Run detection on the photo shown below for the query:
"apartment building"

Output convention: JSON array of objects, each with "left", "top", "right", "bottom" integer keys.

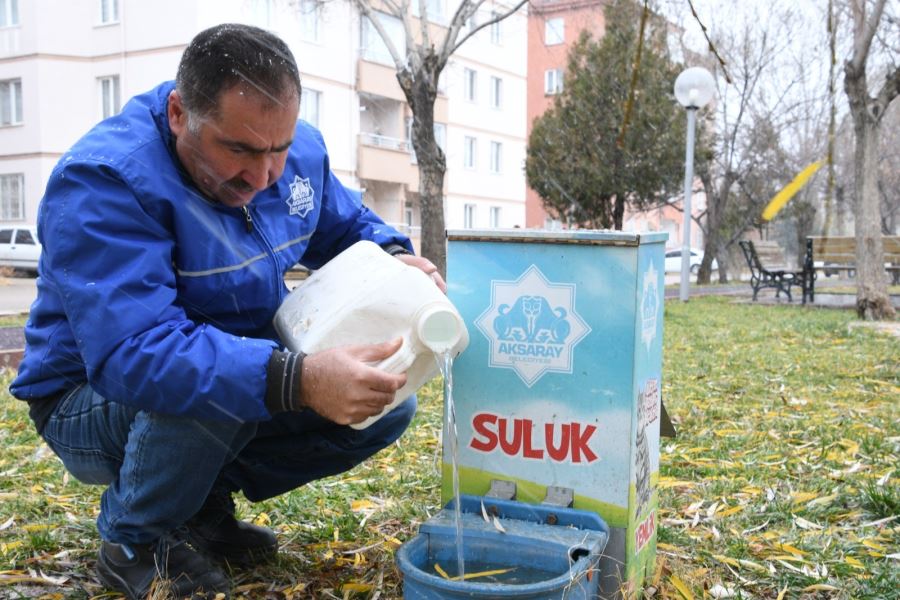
[
  {"left": 0, "top": 0, "right": 528, "bottom": 250},
  {"left": 525, "top": 0, "right": 706, "bottom": 249}
]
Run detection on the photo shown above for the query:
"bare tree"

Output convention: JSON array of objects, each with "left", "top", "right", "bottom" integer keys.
[
  {"left": 877, "top": 101, "right": 900, "bottom": 235},
  {"left": 350, "top": 0, "right": 527, "bottom": 276},
  {"left": 842, "top": 0, "right": 899, "bottom": 319},
  {"left": 691, "top": 10, "right": 801, "bottom": 285}
]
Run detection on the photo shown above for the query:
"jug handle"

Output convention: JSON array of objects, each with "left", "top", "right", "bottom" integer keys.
[{"left": 375, "top": 336, "right": 418, "bottom": 375}]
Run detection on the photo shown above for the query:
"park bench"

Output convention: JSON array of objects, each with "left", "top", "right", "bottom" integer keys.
[
  {"left": 803, "top": 235, "right": 900, "bottom": 303},
  {"left": 739, "top": 240, "right": 810, "bottom": 303}
]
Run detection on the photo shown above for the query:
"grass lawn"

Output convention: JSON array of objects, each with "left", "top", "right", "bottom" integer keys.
[{"left": 1, "top": 297, "right": 897, "bottom": 599}]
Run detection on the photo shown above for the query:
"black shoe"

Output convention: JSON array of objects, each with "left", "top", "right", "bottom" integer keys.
[
  {"left": 185, "top": 491, "right": 277, "bottom": 567},
  {"left": 96, "top": 535, "right": 230, "bottom": 600}
]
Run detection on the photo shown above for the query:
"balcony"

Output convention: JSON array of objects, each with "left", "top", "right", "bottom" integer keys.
[
  {"left": 357, "top": 132, "right": 418, "bottom": 187},
  {"left": 356, "top": 59, "right": 449, "bottom": 122}
]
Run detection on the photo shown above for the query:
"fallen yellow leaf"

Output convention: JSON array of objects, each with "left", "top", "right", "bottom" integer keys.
[
  {"left": 774, "top": 542, "right": 806, "bottom": 556},
  {"left": 716, "top": 506, "right": 744, "bottom": 518},
  {"left": 862, "top": 539, "right": 886, "bottom": 552},
  {"left": 790, "top": 492, "right": 818, "bottom": 504},
  {"left": 460, "top": 568, "right": 514, "bottom": 581},
  {"left": 657, "top": 542, "right": 680, "bottom": 552},
  {"left": 351, "top": 499, "right": 377, "bottom": 512},
  {"left": 807, "top": 494, "right": 837, "bottom": 508},
  {"left": 712, "top": 554, "right": 740, "bottom": 568},
  {"left": 737, "top": 559, "right": 768, "bottom": 573},
  {"left": 802, "top": 584, "right": 840, "bottom": 592},
  {"left": 340, "top": 583, "right": 372, "bottom": 593},
  {"left": 775, "top": 585, "right": 788, "bottom": 600},
  {"left": 668, "top": 574, "right": 694, "bottom": 600},
  {"left": 0, "top": 541, "right": 23, "bottom": 555},
  {"left": 845, "top": 556, "right": 864, "bottom": 569}
]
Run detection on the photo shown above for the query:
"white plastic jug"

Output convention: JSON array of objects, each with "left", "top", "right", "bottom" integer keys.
[{"left": 273, "top": 240, "right": 469, "bottom": 429}]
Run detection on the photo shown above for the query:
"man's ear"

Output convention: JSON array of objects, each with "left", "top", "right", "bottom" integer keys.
[{"left": 168, "top": 89, "right": 187, "bottom": 137}]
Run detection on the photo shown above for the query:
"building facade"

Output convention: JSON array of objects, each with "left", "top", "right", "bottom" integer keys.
[{"left": 0, "top": 0, "right": 529, "bottom": 250}]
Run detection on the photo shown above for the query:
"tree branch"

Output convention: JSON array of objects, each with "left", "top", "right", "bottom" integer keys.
[
  {"left": 416, "top": 0, "right": 431, "bottom": 52},
  {"left": 447, "top": 0, "right": 528, "bottom": 59},
  {"left": 439, "top": 0, "right": 484, "bottom": 63},
  {"left": 875, "top": 64, "right": 900, "bottom": 113},
  {"left": 686, "top": 0, "right": 732, "bottom": 83},
  {"left": 849, "top": 0, "right": 888, "bottom": 73},
  {"left": 354, "top": 0, "right": 409, "bottom": 71}
]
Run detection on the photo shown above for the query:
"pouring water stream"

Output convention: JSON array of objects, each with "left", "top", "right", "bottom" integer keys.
[{"left": 437, "top": 350, "right": 465, "bottom": 579}]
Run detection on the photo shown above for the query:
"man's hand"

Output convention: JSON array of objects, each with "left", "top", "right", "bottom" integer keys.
[
  {"left": 394, "top": 254, "right": 447, "bottom": 293},
  {"left": 299, "top": 338, "right": 408, "bottom": 425}
]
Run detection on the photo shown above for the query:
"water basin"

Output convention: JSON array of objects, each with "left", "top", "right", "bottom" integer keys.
[{"left": 397, "top": 495, "right": 609, "bottom": 599}]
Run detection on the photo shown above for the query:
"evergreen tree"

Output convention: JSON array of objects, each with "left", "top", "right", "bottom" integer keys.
[{"left": 526, "top": 1, "right": 687, "bottom": 230}]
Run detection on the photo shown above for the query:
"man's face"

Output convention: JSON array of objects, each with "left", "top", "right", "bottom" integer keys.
[{"left": 168, "top": 85, "right": 299, "bottom": 208}]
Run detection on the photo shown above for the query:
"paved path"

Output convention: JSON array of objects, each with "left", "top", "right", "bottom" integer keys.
[{"left": 0, "top": 275, "right": 37, "bottom": 315}]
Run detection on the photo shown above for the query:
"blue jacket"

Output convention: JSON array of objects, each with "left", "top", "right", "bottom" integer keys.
[{"left": 11, "top": 81, "right": 411, "bottom": 422}]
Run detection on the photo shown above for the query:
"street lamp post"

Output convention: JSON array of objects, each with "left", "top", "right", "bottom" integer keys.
[{"left": 674, "top": 67, "right": 715, "bottom": 302}]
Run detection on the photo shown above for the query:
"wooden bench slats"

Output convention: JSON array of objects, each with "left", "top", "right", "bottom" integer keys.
[
  {"left": 740, "top": 235, "right": 898, "bottom": 305},
  {"left": 803, "top": 235, "right": 900, "bottom": 303}
]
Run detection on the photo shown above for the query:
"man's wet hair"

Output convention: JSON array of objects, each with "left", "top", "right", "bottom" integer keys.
[{"left": 176, "top": 23, "right": 302, "bottom": 128}]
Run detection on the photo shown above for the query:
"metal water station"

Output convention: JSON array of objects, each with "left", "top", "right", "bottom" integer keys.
[{"left": 442, "top": 230, "right": 666, "bottom": 599}]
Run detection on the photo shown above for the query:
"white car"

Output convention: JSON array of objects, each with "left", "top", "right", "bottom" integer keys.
[
  {"left": 664, "top": 247, "right": 717, "bottom": 274},
  {"left": 0, "top": 225, "right": 41, "bottom": 273}
]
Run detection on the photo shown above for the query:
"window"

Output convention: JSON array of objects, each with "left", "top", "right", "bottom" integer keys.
[
  {"left": 463, "top": 204, "right": 475, "bottom": 229},
  {"left": 0, "top": 229, "right": 10, "bottom": 243},
  {"left": 361, "top": 11, "right": 405, "bottom": 65},
  {"left": 300, "top": 88, "right": 321, "bottom": 127},
  {"left": 545, "top": 18, "right": 564, "bottom": 45},
  {"left": 490, "top": 141, "right": 502, "bottom": 173},
  {"left": 0, "top": 174, "right": 24, "bottom": 221},
  {"left": 433, "top": 122, "right": 447, "bottom": 153},
  {"left": 99, "top": 76, "right": 121, "bottom": 119},
  {"left": 250, "top": 0, "right": 275, "bottom": 26},
  {"left": 99, "top": 0, "right": 119, "bottom": 24},
  {"left": 0, "top": 0, "right": 19, "bottom": 27},
  {"left": 298, "top": 0, "right": 320, "bottom": 41},
  {"left": 0, "top": 79, "right": 22, "bottom": 126},
  {"left": 463, "top": 136, "right": 476, "bottom": 169},
  {"left": 545, "top": 69, "right": 563, "bottom": 95},
  {"left": 14, "top": 228, "right": 34, "bottom": 244},
  {"left": 490, "top": 11, "right": 502, "bottom": 44},
  {"left": 412, "top": 0, "right": 444, "bottom": 22},
  {"left": 490, "top": 76, "right": 502, "bottom": 109},
  {"left": 464, "top": 12, "right": 478, "bottom": 34},
  {"left": 490, "top": 206, "right": 501, "bottom": 228},
  {"left": 544, "top": 217, "right": 562, "bottom": 230},
  {"left": 463, "top": 68, "right": 477, "bottom": 102},
  {"left": 404, "top": 203, "right": 414, "bottom": 228}
]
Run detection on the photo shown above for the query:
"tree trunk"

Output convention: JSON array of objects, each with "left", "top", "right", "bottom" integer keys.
[
  {"left": 845, "top": 63, "right": 895, "bottom": 319},
  {"left": 851, "top": 116, "right": 894, "bottom": 318},
  {"left": 613, "top": 194, "right": 625, "bottom": 230},
  {"left": 398, "top": 61, "right": 448, "bottom": 277},
  {"left": 697, "top": 174, "right": 729, "bottom": 284}
]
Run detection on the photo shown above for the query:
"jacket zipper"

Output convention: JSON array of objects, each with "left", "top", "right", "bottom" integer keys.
[{"left": 242, "top": 206, "right": 285, "bottom": 303}]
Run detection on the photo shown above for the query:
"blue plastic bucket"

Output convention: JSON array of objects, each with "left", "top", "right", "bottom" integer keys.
[{"left": 397, "top": 496, "right": 609, "bottom": 599}]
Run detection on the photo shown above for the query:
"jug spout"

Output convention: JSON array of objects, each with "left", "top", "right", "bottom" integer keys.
[{"left": 416, "top": 304, "right": 465, "bottom": 354}]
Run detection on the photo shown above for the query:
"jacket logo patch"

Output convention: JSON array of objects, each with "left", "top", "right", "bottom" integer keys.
[{"left": 286, "top": 175, "right": 315, "bottom": 217}]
